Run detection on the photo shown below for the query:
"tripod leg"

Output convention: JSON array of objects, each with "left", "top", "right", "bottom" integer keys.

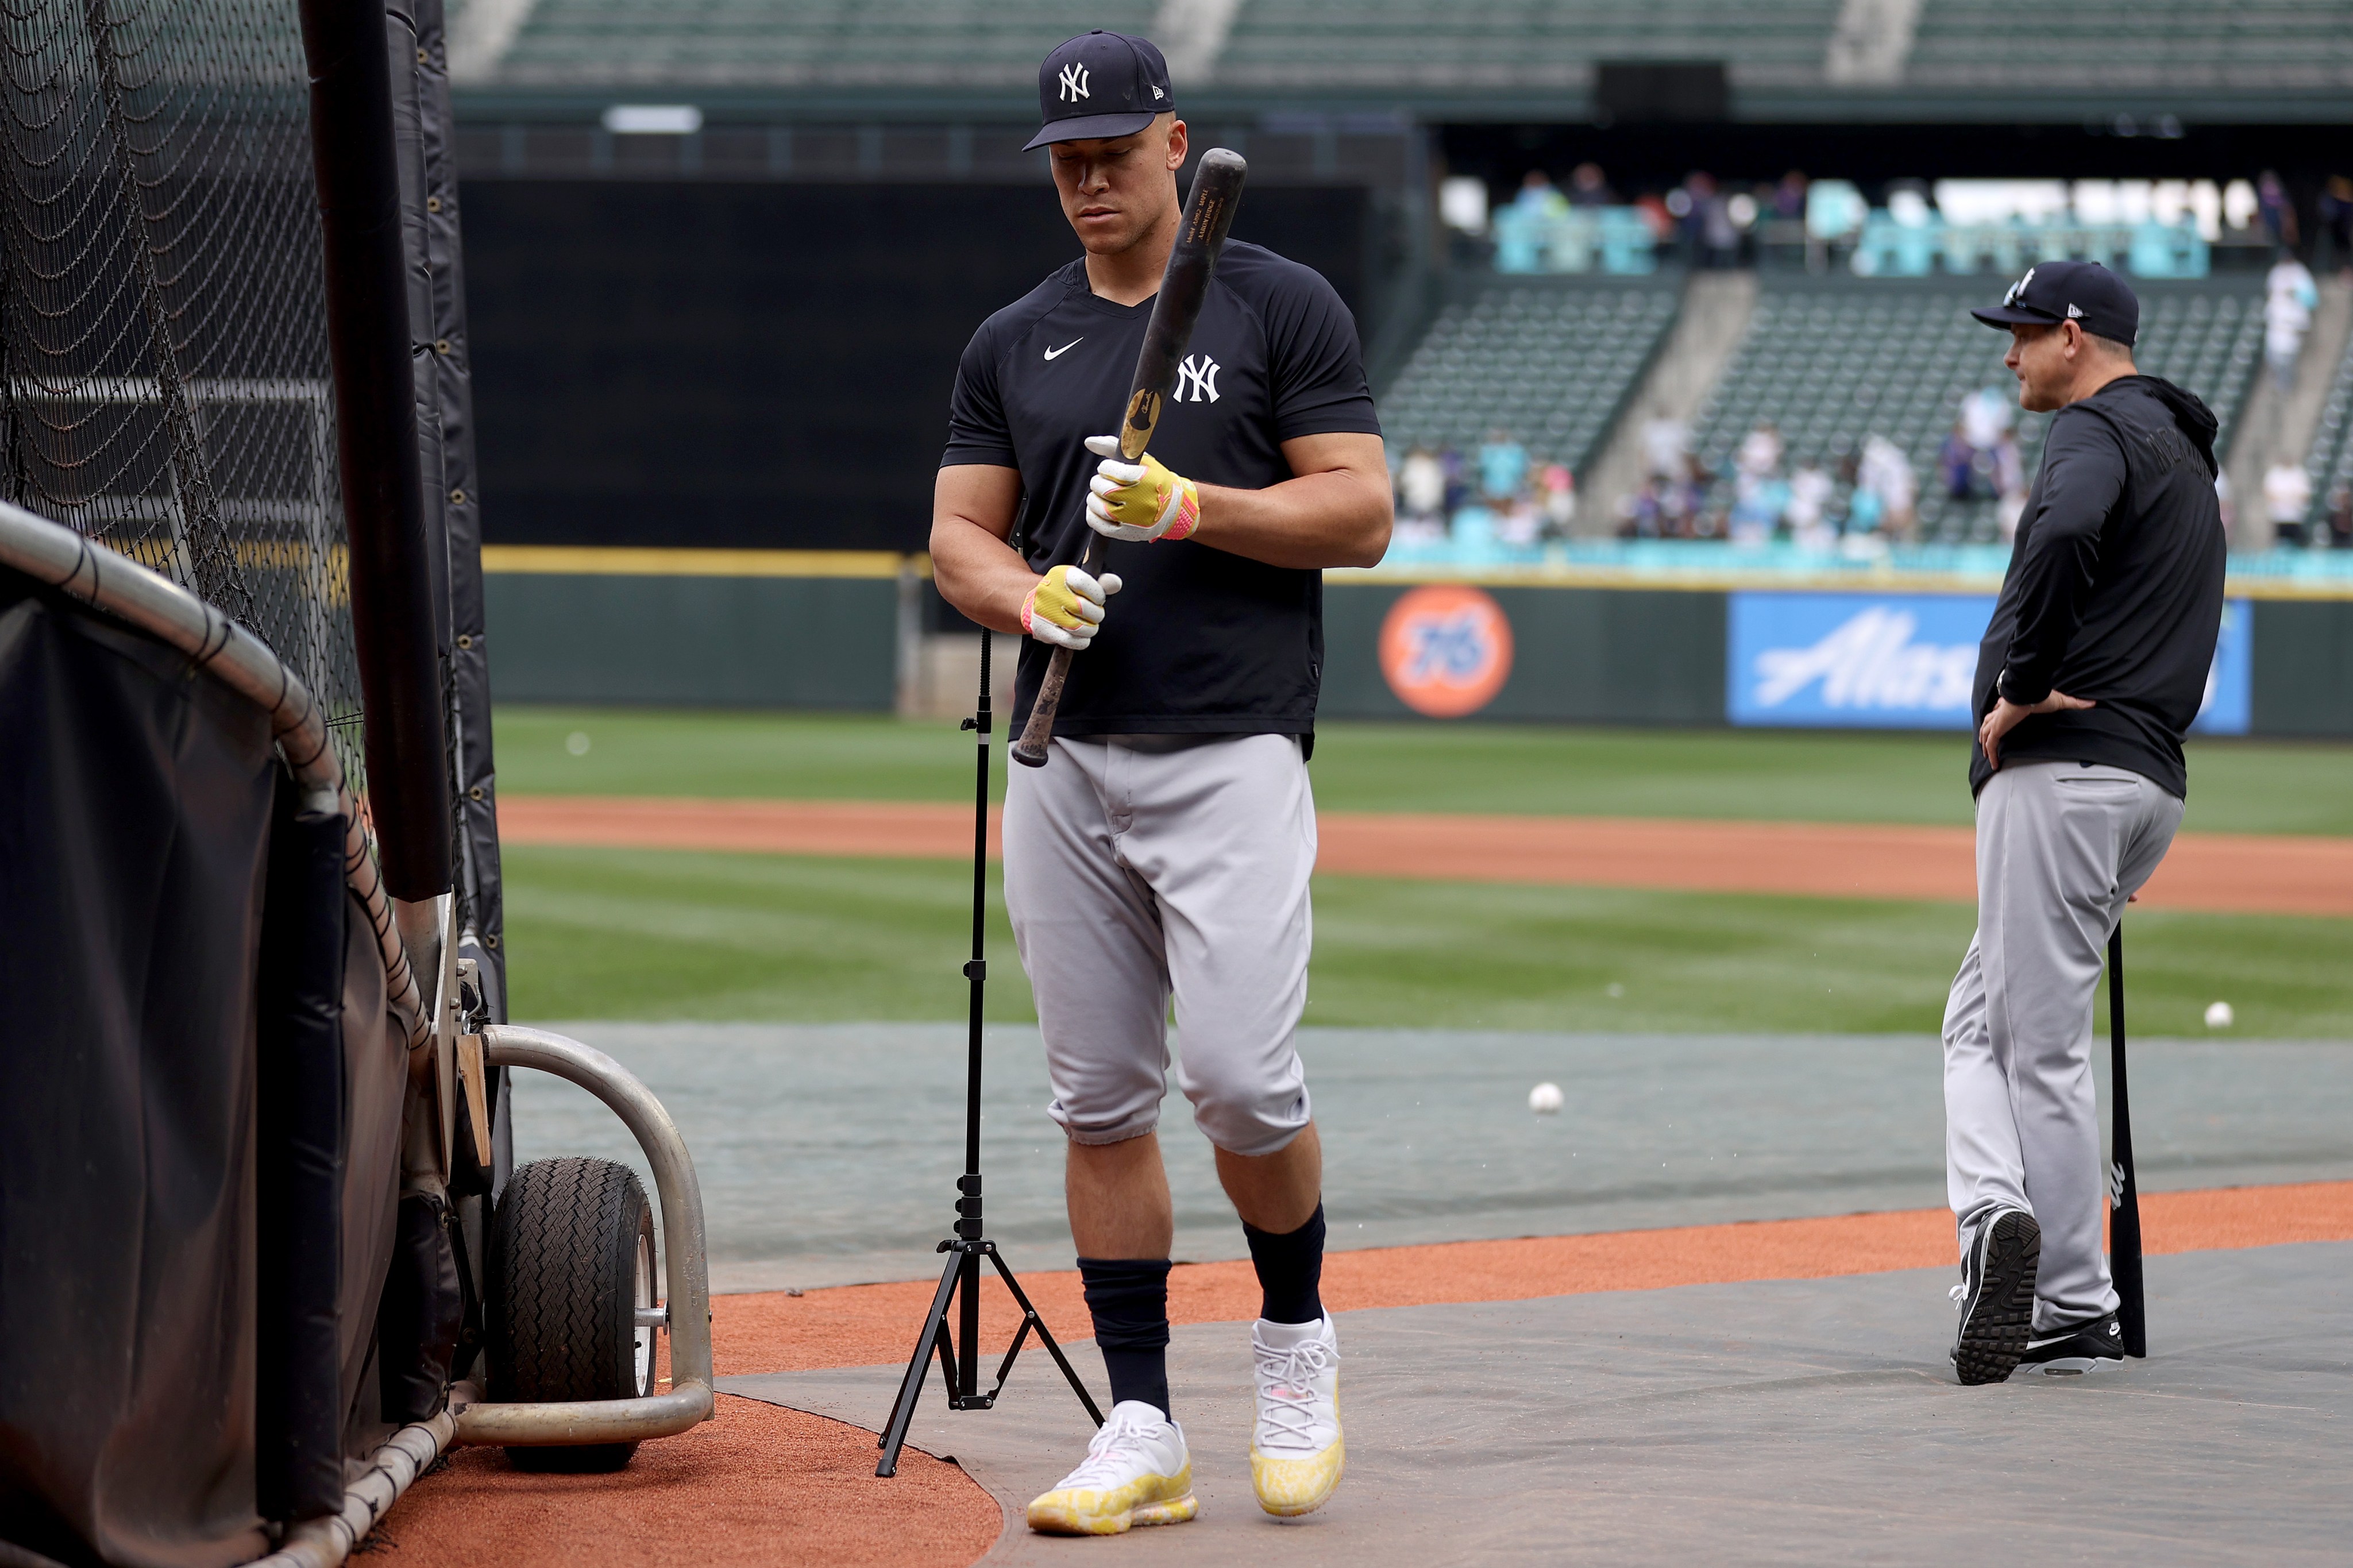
[
  {"left": 988, "top": 1250, "right": 1105, "bottom": 1426},
  {"left": 877, "top": 1253, "right": 963, "bottom": 1477}
]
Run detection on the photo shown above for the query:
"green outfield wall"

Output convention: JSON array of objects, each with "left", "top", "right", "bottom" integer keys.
[
  {"left": 481, "top": 549, "right": 2353, "bottom": 736},
  {"left": 482, "top": 548, "right": 900, "bottom": 709}
]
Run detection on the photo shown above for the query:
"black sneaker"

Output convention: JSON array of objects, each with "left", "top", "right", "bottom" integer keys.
[
  {"left": 2016, "top": 1312, "right": 2127, "bottom": 1376},
  {"left": 1949, "top": 1207, "right": 2039, "bottom": 1385}
]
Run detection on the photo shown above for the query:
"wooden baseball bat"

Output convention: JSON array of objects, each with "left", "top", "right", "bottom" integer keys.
[
  {"left": 1009, "top": 148, "right": 1248, "bottom": 769},
  {"left": 2108, "top": 922, "right": 2147, "bottom": 1357}
]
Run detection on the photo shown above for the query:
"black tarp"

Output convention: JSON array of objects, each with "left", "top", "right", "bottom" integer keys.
[
  {"left": 0, "top": 574, "right": 415, "bottom": 1564},
  {"left": 0, "top": 573, "right": 273, "bottom": 1567}
]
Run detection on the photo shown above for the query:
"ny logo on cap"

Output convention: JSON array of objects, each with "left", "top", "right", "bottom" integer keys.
[
  {"left": 2003, "top": 267, "right": 2036, "bottom": 307},
  {"left": 1059, "top": 62, "right": 1089, "bottom": 102}
]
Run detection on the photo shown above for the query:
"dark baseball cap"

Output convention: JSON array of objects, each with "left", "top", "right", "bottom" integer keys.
[
  {"left": 1972, "top": 259, "right": 2139, "bottom": 346},
  {"left": 1023, "top": 30, "right": 1173, "bottom": 151}
]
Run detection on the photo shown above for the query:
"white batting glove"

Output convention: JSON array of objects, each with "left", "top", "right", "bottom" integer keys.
[
  {"left": 1020, "top": 564, "right": 1123, "bottom": 651},
  {"left": 1083, "top": 434, "right": 1201, "bottom": 543}
]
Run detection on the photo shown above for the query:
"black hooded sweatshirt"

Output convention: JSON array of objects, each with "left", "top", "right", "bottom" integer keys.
[{"left": 1969, "top": 374, "right": 2226, "bottom": 800}]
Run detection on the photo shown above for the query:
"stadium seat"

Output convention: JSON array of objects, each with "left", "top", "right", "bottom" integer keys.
[
  {"left": 1378, "top": 277, "right": 1682, "bottom": 481},
  {"left": 1690, "top": 277, "right": 2265, "bottom": 543},
  {"left": 2302, "top": 329, "right": 2353, "bottom": 536}
]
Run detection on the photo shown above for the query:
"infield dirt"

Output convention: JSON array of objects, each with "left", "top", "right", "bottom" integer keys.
[{"left": 497, "top": 794, "right": 2353, "bottom": 917}]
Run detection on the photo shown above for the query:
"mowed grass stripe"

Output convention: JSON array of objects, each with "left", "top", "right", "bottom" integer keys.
[
  {"left": 501, "top": 845, "right": 2353, "bottom": 1038},
  {"left": 495, "top": 708, "right": 2353, "bottom": 837}
]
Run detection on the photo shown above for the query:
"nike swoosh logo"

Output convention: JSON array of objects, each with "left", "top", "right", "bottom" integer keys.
[{"left": 1043, "top": 339, "right": 1083, "bottom": 360}]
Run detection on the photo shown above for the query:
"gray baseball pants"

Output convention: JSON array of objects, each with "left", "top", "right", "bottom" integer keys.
[
  {"left": 1002, "top": 732, "right": 1315, "bottom": 1158},
  {"left": 1943, "top": 760, "right": 2182, "bottom": 1331}
]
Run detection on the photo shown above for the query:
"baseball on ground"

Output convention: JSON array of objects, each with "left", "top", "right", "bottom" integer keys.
[{"left": 1528, "top": 1082, "right": 1564, "bottom": 1114}]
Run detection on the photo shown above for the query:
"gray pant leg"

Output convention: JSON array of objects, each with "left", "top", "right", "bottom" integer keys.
[
  {"left": 1116, "top": 735, "right": 1316, "bottom": 1158},
  {"left": 1003, "top": 738, "right": 1174, "bottom": 1146},
  {"left": 1943, "top": 762, "right": 2183, "bottom": 1330}
]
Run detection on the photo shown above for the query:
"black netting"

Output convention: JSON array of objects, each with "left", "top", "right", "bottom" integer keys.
[{"left": 0, "top": 0, "right": 365, "bottom": 786}]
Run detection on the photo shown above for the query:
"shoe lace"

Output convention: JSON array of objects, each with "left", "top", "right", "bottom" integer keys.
[
  {"left": 1062, "top": 1407, "right": 1163, "bottom": 1488},
  {"left": 1255, "top": 1337, "right": 1334, "bottom": 1450}
]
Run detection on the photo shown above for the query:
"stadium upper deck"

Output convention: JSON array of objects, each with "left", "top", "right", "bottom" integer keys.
[{"left": 448, "top": 0, "right": 2353, "bottom": 119}]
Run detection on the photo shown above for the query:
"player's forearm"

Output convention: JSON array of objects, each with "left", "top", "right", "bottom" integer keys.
[
  {"left": 1190, "top": 469, "right": 1392, "bottom": 570},
  {"left": 929, "top": 514, "right": 1036, "bottom": 636}
]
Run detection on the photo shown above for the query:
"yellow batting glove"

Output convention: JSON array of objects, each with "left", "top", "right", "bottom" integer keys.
[
  {"left": 1083, "top": 433, "right": 1200, "bottom": 543},
  {"left": 1020, "top": 564, "right": 1122, "bottom": 651}
]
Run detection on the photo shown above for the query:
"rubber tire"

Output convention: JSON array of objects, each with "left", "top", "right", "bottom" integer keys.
[{"left": 488, "top": 1157, "right": 657, "bottom": 1473}]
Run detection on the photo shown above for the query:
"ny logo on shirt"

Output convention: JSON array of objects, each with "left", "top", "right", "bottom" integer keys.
[
  {"left": 1175, "top": 353, "right": 1221, "bottom": 403},
  {"left": 1059, "top": 63, "right": 1089, "bottom": 102}
]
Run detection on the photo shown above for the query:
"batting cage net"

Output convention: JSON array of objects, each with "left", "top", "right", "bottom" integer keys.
[
  {"left": 0, "top": 0, "right": 506, "bottom": 995},
  {"left": 0, "top": 0, "right": 367, "bottom": 785}
]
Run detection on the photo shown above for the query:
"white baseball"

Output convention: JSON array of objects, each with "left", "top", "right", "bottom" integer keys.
[
  {"left": 2204, "top": 1000, "right": 2234, "bottom": 1029},
  {"left": 1528, "top": 1082, "right": 1564, "bottom": 1114}
]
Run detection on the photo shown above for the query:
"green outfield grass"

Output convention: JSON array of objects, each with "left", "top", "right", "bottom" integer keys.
[
  {"left": 493, "top": 707, "right": 2353, "bottom": 836},
  {"left": 503, "top": 845, "right": 2353, "bottom": 1037}
]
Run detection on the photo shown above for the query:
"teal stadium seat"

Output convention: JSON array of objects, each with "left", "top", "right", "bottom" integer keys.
[
  {"left": 1691, "top": 278, "right": 2265, "bottom": 543},
  {"left": 1378, "top": 278, "right": 1680, "bottom": 480},
  {"left": 2301, "top": 330, "right": 2353, "bottom": 534}
]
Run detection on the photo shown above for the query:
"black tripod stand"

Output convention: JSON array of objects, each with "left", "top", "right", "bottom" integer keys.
[{"left": 876, "top": 627, "right": 1104, "bottom": 1478}]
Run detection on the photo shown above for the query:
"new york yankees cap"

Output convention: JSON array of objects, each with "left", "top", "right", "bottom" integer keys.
[
  {"left": 1023, "top": 30, "right": 1173, "bottom": 151},
  {"left": 1972, "top": 258, "right": 2139, "bottom": 346}
]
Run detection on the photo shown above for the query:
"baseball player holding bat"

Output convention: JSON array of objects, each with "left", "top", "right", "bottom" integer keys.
[
  {"left": 1944, "top": 261, "right": 2225, "bottom": 1384},
  {"left": 929, "top": 30, "right": 1390, "bottom": 1535}
]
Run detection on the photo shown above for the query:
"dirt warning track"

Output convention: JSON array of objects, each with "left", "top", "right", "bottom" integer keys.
[{"left": 497, "top": 794, "right": 2353, "bottom": 917}]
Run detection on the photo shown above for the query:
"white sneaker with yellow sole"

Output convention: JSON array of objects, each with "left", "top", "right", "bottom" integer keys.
[
  {"left": 1025, "top": 1400, "right": 1198, "bottom": 1536},
  {"left": 1250, "top": 1315, "right": 1344, "bottom": 1516}
]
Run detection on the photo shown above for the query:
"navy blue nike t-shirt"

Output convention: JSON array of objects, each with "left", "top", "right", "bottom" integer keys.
[{"left": 940, "top": 240, "right": 1381, "bottom": 737}]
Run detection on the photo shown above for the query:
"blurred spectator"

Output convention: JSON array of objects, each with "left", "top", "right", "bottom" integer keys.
[
  {"left": 2266, "top": 251, "right": 2319, "bottom": 391},
  {"left": 1617, "top": 452, "right": 1708, "bottom": 540},
  {"left": 1494, "top": 488, "right": 1542, "bottom": 549},
  {"left": 2264, "top": 459, "right": 2313, "bottom": 547},
  {"left": 1772, "top": 171, "right": 1808, "bottom": 222},
  {"left": 1786, "top": 457, "right": 1835, "bottom": 550},
  {"left": 1641, "top": 406, "right": 1690, "bottom": 480},
  {"left": 2256, "top": 171, "right": 2299, "bottom": 249},
  {"left": 1634, "top": 191, "right": 1676, "bottom": 246},
  {"left": 1940, "top": 422, "right": 1980, "bottom": 501},
  {"left": 1538, "top": 461, "right": 1576, "bottom": 537},
  {"left": 1729, "top": 420, "right": 1786, "bottom": 545},
  {"left": 1858, "top": 433, "right": 1916, "bottom": 539},
  {"left": 1993, "top": 430, "right": 2028, "bottom": 540},
  {"left": 1729, "top": 475, "right": 1786, "bottom": 545},
  {"left": 1677, "top": 172, "right": 1739, "bottom": 268},
  {"left": 1440, "top": 445, "right": 1471, "bottom": 519},
  {"left": 2327, "top": 484, "right": 2352, "bottom": 549},
  {"left": 1833, "top": 443, "right": 1868, "bottom": 531},
  {"left": 1568, "top": 162, "right": 1613, "bottom": 208},
  {"left": 1961, "top": 384, "right": 2013, "bottom": 454},
  {"left": 1396, "top": 443, "right": 1448, "bottom": 542},
  {"left": 1478, "top": 429, "right": 1528, "bottom": 502},
  {"left": 1514, "top": 169, "right": 1569, "bottom": 221},
  {"left": 2320, "top": 176, "right": 2353, "bottom": 273}
]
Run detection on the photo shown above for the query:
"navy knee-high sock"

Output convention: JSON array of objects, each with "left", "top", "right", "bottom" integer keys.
[
  {"left": 1243, "top": 1202, "right": 1326, "bottom": 1324},
  {"left": 1078, "top": 1257, "right": 1172, "bottom": 1418}
]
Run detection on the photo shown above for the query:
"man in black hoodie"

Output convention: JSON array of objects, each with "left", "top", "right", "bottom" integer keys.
[{"left": 1941, "top": 261, "right": 2225, "bottom": 1387}]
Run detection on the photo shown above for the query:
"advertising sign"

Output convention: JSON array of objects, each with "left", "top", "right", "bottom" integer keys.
[
  {"left": 1727, "top": 592, "right": 2249, "bottom": 735},
  {"left": 1379, "top": 584, "right": 1514, "bottom": 717}
]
